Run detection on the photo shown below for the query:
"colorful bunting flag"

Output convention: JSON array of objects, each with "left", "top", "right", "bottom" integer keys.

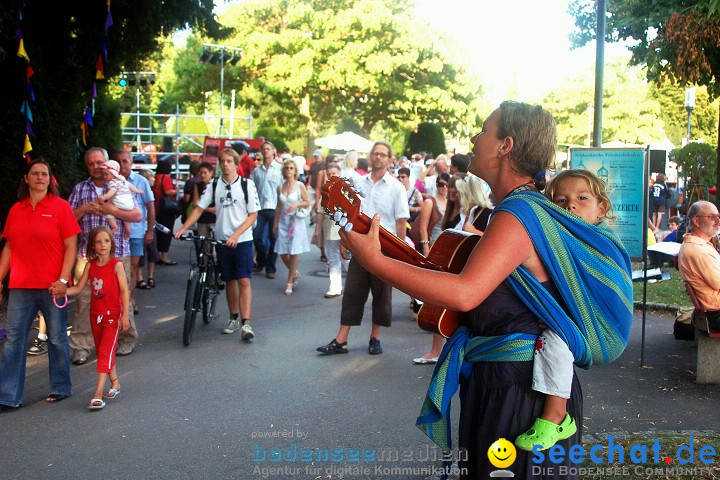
[
  {"left": 17, "top": 38, "right": 29, "bottom": 62},
  {"left": 95, "top": 54, "right": 104, "bottom": 79},
  {"left": 23, "top": 134, "right": 32, "bottom": 157}
]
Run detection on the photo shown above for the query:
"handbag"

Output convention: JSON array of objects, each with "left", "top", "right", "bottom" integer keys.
[
  {"left": 295, "top": 206, "right": 310, "bottom": 219},
  {"left": 161, "top": 196, "right": 181, "bottom": 216}
]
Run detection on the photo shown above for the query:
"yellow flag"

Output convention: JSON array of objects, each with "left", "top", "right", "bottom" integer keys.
[
  {"left": 22, "top": 134, "right": 32, "bottom": 156},
  {"left": 17, "top": 39, "right": 30, "bottom": 62}
]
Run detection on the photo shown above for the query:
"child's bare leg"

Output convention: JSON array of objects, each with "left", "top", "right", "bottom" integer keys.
[
  {"left": 93, "top": 372, "right": 109, "bottom": 399},
  {"left": 541, "top": 394, "right": 567, "bottom": 425},
  {"left": 124, "top": 221, "right": 131, "bottom": 239},
  {"left": 107, "top": 216, "right": 119, "bottom": 235},
  {"left": 108, "top": 366, "right": 121, "bottom": 391}
]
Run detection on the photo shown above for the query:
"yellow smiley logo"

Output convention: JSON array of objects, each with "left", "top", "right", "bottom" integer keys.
[{"left": 487, "top": 438, "right": 517, "bottom": 469}]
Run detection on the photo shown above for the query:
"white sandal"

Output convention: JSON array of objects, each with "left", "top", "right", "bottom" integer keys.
[
  {"left": 285, "top": 284, "right": 293, "bottom": 295},
  {"left": 88, "top": 398, "right": 106, "bottom": 410}
]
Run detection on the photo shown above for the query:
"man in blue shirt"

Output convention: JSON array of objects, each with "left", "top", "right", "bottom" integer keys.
[
  {"left": 250, "top": 141, "right": 283, "bottom": 279},
  {"left": 115, "top": 149, "right": 155, "bottom": 315}
]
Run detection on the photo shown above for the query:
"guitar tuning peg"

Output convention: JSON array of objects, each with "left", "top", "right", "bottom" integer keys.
[
  {"left": 346, "top": 178, "right": 355, "bottom": 187},
  {"left": 333, "top": 211, "right": 343, "bottom": 223},
  {"left": 344, "top": 222, "right": 354, "bottom": 233},
  {"left": 338, "top": 217, "right": 348, "bottom": 227}
]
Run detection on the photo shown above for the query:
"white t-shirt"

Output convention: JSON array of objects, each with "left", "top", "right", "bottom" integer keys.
[
  {"left": 197, "top": 175, "right": 260, "bottom": 242},
  {"left": 357, "top": 171, "right": 409, "bottom": 234}
]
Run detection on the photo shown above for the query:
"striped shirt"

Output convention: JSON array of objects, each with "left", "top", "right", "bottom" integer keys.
[{"left": 68, "top": 177, "right": 138, "bottom": 258}]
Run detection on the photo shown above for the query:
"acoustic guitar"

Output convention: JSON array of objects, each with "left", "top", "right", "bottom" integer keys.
[{"left": 320, "top": 176, "right": 481, "bottom": 338}]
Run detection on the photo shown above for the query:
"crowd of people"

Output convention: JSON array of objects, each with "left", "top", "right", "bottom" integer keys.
[{"left": 0, "top": 101, "right": 641, "bottom": 478}]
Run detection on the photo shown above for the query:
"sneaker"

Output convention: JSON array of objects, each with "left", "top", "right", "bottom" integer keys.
[
  {"left": 27, "top": 339, "right": 48, "bottom": 356},
  {"left": 241, "top": 324, "right": 254, "bottom": 341},
  {"left": 222, "top": 319, "right": 240, "bottom": 334},
  {"left": 368, "top": 337, "right": 383, "bottom": 355}
]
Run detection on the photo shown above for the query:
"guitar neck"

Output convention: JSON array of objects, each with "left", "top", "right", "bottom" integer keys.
[{"left": 351, "top": 211, "right": 444, "bottom": 271}]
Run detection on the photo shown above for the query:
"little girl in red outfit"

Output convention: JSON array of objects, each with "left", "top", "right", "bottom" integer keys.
[{"left": 67, "top": 226, "right": 130, "bottom": 410}]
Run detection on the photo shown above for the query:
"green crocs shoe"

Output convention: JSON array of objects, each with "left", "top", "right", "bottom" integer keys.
[{"left": 515, "top": 413, "right": 577, "bottom": 451}]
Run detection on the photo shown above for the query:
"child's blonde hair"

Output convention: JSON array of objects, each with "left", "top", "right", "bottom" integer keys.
[
  {"left": 545, "top": 169, "right": 614, "bottom": 220},
  {"left": 87, "top": 226, "right": 116, "bottom": 259}
]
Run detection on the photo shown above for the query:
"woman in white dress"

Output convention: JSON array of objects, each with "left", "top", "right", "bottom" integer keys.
[{"left": 273, "top": 159, "right": 311, "bottom": 295}]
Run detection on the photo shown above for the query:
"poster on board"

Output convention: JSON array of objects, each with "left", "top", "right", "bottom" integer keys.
[{"left": 569, "top": 148, "right": 648, "bottom": 259}]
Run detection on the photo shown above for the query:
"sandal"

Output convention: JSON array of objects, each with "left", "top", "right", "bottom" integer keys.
[
  {"left": 136, "top": 280, "right": 150, "bottom": 290},
  {"left": 147, "top": 278, "right": 155, "bottom": 288},
  {"left": 132, "top": 301, "right": 139, "bottom": 315},
  {"left": 88, "top": 398, "right": 106, "bottom": 410},
  {"left": 103, "top": 388, "right": 121, "bottom": 399},
  {"left": 293, "top": 272, "right": 300, "bottom": 287},
  {"left": 515, "top": 413, "right": 577, "bottom": 451},
  {"left": 316, "top": 338, "right": 348, "bottom": 355},
  {"left": 46, "top": 394, "right": 69, "bottom": 403},
  {"left": 285, "top": 284, "right": 293, "bottom": 295}
]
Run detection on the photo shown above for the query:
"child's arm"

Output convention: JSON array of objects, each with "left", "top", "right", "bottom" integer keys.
[
  {"left": 115, "top": 261, "right": 130, "bottom": 331},
  {"left": 65, "top": 263, "right": 91, "bottom": 296},
  {"left": 98, "top": 188, "right": 117, "bottom": 203},
  {"left": 129, "top": 183, "right": 144, "bottom": 195}
]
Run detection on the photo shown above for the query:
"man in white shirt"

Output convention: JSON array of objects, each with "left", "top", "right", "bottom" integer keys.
[
  {"left": 317, "top": 141, "right": 409, "bottom": 356},
  {"left": 176, "top": 149, "right": 260, "bottom": 341}
]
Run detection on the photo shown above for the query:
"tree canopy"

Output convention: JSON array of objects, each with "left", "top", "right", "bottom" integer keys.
[
  {"left": 570, "top": 0, "right": 720, "bottom": 199},
  {"left": 0, "top": 0, "right": 221, "bottom": 220},
  {"left": 161, "top": 0, "right": 484, "bottom": 153}
]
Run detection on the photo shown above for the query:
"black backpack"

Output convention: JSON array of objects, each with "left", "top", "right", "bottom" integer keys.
[{"left": 210, "top": 176, "right": 248, "bottom": 207}]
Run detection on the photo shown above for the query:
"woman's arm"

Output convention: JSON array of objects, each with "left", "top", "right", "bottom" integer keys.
[
  {"left": 162, "top": 175, "right": 179, "bottom": 197},
  {"left": 341, "top": 211, "right": 545, "bottom": 312},
  {"left": 115, "top": 261, "right": 130, "bottom": 330},
  {"left": 298, "top": 183, "right": 310, "bottom": 209},
  {"left": 416, "top": 199, "right": 433, "bottom": 256},
  {"left": 0, "top": 243, "right": 10, "bottom": 301},
  {"left": 65, "top": 262, "right": 90, "bottom": 296}
]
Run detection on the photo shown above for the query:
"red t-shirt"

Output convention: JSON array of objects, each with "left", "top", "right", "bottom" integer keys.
[
  {"left": 89, "top": 257, "right": 122, "bottom": 322},
  {"left": 239, "top": 153, "right": 253, "bottom": 179},
  {"left": 3, "top": 194, "right": 81, "bottom": 289}
]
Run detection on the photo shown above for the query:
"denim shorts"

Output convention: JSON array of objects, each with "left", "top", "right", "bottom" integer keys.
[
  {"left": 129, "top": 238, "right": 145, "bottom": 257},
  {"left": 216, "top": 240, "right": 254, "bottom": 281}
]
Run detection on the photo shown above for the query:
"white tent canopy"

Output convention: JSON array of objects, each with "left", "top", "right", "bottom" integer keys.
[{"left": 315, "top": 131, "right": 374, "bottom": 153}]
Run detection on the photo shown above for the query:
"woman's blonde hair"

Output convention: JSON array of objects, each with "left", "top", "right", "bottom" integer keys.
[
  {"left": 455, "top": 174, "right": 493, "bottom": 212},
  {"left": 341, "top": 150, "right": 359, "bottom": 170},
  {"left": 545, "top": 169, "right": 614, "bottom": 219}
]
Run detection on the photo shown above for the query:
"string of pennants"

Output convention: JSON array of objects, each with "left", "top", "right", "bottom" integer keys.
[
  {"left": 16, "top": 9, "right": 34, "bottom": 161},
  {"left": 81, "top": 0, "right": 113, "bottom": 146}
]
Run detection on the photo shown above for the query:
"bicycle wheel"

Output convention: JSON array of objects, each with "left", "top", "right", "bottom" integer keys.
[
  {"left": 183, "top": 271, "right": 201, "bottom": 346},
  {"left": 202, "top": 265, "right": 219, "bottom": 324}
]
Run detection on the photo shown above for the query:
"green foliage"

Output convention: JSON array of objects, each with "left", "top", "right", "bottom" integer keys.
[
  {"left": 0, "top": 0, "right": 221, "bottom": 221},
  {"left": 671, "top": 142, "right": 718, "bottom": 186},
  {"left": 162, "top": 0, "right": 484, "bottom": 153},
  {"left": 406, "top": 122, "right": 446, "bottom": 157},
  {"left": 650, "top": 79, "right": 719, "bottom": 146},
  {"left": 336, "top": 118, "right": 365, "bottom": 136},
  {"left": 543, "top": 60, "right": 666, "bottom": 146}
]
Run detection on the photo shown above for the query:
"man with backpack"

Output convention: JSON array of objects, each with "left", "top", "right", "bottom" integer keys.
[{"left": 175, "top": 148, "right": 260, "bottom": 341}]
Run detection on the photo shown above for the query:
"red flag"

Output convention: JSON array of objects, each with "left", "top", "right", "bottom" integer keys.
[{"left": 95, "top": 54, "right": 104, "bottom": 79}]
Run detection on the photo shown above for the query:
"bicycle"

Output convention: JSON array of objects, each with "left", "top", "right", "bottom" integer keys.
[{"left": 158, "top": 225, "right": 224, "bottom": 346}]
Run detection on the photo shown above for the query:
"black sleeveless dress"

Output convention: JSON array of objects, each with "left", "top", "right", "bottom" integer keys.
[{"left": 458, "top": 281, "right": 583, "bottom": 479}]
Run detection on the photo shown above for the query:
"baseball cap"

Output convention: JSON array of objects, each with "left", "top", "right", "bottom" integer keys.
[{"left": 313, "top": 149, "right": 323, "bottom": 157}]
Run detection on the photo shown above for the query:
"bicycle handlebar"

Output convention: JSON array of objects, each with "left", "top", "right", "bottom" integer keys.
[
  {"left": 176, "top": 233, "right": 226, "bottom": 245},
  {"left": 155, "top": 224, "right": 224, "bottom": 245}
]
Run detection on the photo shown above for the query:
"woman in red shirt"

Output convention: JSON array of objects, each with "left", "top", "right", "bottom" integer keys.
[
  {"left": 152, "top": 159, "right": 179, "bottom": 265},
  {"left": 0, "top": 158, "right": 80, "bottom": 410}
]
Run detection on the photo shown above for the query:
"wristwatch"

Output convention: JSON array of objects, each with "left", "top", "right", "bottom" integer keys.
[{"left": 58, "top": 278, "right": 69, "bottom": 286}]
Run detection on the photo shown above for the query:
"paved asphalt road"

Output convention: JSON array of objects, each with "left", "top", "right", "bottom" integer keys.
[{"left": 1, "top": 230, "right": 719, "bottom": 480}]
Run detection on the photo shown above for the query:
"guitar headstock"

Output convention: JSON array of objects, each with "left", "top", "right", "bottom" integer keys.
[{"left": 320, "top": 175, "right": 362, "bottom": 232}]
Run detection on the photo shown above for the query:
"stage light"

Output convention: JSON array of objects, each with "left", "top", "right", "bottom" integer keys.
[
  {"left": 118, "top": 76, "right": 127, "bottom": 87},
  {"left": 229, "top": 53, "right": 242, "bottom": 65},
  {"left": 128, "top": 75, "right": 136, "bottom": 86},
  {"left": 199, "top": 49, "right": 212, "bottom": 63}
]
